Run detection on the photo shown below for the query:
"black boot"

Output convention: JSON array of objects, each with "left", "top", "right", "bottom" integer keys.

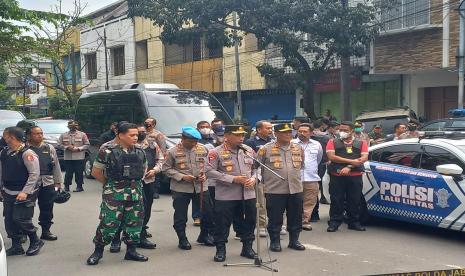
[
  {"left": 288, "top": 232, "right": 305, "bottom": 251},
  {"left": 153, "top": 186, "right": 160, "bottom": 199},
  {"left": 138, "top": 230, "right": 156, "bottom": 249},
  {"left": 73, "top": 185, "right": 84, "bottom": 192},
  {"left": 196, "top": 231, "right": 214, "bottom": 246},
  {"left": 109, "top": 235, "right": 121, "bottom": 253},
  {"left": 6, "top": 239, "right": 25, "bottom": 256},
  {"left": 213, "top": 243, "right": 226, "bottom": 262},
  {"left": 269, "top": 234, "right": 282, "bottom": 252},
  {"left": 87, "top": 244, "right": 104, "bottom": 265},
  {"left": 41, "top": 227, "right": 58, "bottom": 241},
  {"left": 124, "top": 244, "right": 148, "bottom": 262},
  {"left": 240, "top": 240, "right": 256, "bottom": 259},
  {"left": 177, "top": 231, "right": 192, "bottom": 250},
  {"left": 26, "top": 233, "right": 45, "bottom": 256}
]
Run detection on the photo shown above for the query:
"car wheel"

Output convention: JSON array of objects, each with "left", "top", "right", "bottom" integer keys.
[{"left": 84, "top": 156, "right": 94, "bottom": 179}]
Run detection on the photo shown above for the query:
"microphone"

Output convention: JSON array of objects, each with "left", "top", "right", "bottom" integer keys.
[{"left": 237, "top": 144, "right": 249, "bottom": 153}]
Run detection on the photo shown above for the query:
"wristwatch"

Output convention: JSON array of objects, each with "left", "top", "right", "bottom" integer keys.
[{"left": 347, "top": 165, "right": 354, "bottom": 169}]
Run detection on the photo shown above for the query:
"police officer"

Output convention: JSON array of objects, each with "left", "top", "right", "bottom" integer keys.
[
  {"left": 58, "top": 120, "right": 89, "bottom": 192},
  {"left": 136, "top": 124, "right": 163, "bottom": 249},
  {"left": 27, "top": 126, "right": 63, "bottom": 241},
  {"left": 206, "top": 125, "right": 257, "bottom": 262},
  {"left": 326, "top": 121, "right": 369, "bottom": 232},
  {"left": 144, "top": 117, "right": 167, "bottom": 153},
  {"left": 368, "top": 124, "right": 386, "bottom": 146},
  {"left": 257, "top": 123, "right": 306, "bottom": 252},
  {"left": 144, "top": 117, "right": 166, "bottom": 200},
  {"left": 0, "top": 127, "right": 43, "bottom": 256},
  {"left": 162, "top": 127, "right": 214, "bottom": 250},
  {"left": 87, "top": 123, "right": 148, "bottom": 265}
]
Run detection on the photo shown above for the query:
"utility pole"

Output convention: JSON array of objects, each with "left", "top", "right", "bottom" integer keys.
[
  {"left": 459, "top": 0, "right": 465, "bottom": 109},
  {"left": 103, "top": 28, "right": 109, "bottom": 91},
  {"left": 340, "top": 0, "right": 351, "bottom": 121},
  {"left": 232, "top": 11, "right": 243, "bottom": 122},
  {"left": 70, "top": 44, "right": 77, "bottom": 94}
]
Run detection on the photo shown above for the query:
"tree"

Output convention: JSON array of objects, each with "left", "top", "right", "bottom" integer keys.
[
  {"left": 8, "top": 0, "right": 92, "bottom": 110},
  {"left": 128, "top": 0, "right": 388, "bottom": 119},
  {"left": 0, "top": 64, "right": 13, "bottom": 106},
  {"left": 0, "top": 0, "right": 59, "bottom": 62}
]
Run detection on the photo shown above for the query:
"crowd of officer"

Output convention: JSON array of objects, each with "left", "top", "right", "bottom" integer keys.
[{"left": 0, "top": 113, "right": 419, "bottom": 266}]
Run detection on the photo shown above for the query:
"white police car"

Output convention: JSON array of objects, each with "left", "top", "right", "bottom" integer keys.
[
  {"left": 0, "top": 232, "right": 7, "bottom": 276},
  {"left": 323, "top": 132, "right": 465, "bottom": 231}
]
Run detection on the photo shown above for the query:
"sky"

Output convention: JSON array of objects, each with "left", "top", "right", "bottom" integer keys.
[{"left": 18, "top": 0, "right": 117, "bottom": 15}]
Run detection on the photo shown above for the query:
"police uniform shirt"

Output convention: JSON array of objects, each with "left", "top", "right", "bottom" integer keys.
[
  {"left": 93, "top": 144, "right": 148, "bottom": 201},
  {"left": 29, "top": 142, "right": 63, "bottom": 187},
  {"left": 205, "top": 143, "right": 257, "bottom": 201},
  {"left": 147, "top": 129, "right": 168, "bottom": 154},
  {"left": 257, "top": 142, "right": 304, "bottom": 194},
  {"left": 137, "top": 139, "right": 164, "bottom": 183},
  {"left": 0, "top": 146, "right": 40, "bottom": 196},
  {"left": 58, "top": 130, "right": 90, "bottom": 160},
  {"left": 162, "top": 142, "right": 208, "bottom": 193}
]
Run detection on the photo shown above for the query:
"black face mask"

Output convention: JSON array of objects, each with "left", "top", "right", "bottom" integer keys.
[
  {"left": 138, "top": 132, "right": 147, "bottom": 141},
  {"left": 408, "top": 125, "right": 417, "bottom": 131}
]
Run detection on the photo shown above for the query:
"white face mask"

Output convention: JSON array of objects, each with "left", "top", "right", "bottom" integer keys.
[
  {"left": 339, "top": 131, "right": 350, "bottom": 139},
  {"left": 199, "top": 128, "right": 211, "bottom": 136}
]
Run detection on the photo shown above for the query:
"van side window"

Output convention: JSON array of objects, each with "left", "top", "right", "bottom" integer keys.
[
  {"left": 420, "top": 145, "right": 465, "bottom": 172},
  {"left": 378, "top": 144, "right": 422, "bottom": 168}
]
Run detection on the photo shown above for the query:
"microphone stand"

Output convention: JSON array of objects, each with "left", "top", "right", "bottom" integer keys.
[{"left": 224, "top": 147, "right": 283, "bottom": 272}]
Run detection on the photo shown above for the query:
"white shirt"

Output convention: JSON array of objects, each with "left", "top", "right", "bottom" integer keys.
[{"left": 292, "top": 138, "right": 323, "bottom": 182}]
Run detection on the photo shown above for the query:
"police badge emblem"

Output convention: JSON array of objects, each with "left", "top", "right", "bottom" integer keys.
[{"left": 435, "top": 188, "right": 452, "bottom": 208}]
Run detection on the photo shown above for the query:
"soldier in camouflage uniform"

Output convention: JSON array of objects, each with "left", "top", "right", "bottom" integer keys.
[{"left": 87, "top": 123, "right": 149, "bottom": 265}]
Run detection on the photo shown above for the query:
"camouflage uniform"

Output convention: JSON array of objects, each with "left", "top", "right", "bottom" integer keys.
[{"left": 92, "top": 144, "right": 147, "bottom": 246}]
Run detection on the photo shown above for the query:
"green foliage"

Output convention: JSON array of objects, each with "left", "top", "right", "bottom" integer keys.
[
  {"left": 48, "top": 93, "right": 79, "bottom": 119},
  {"left": 128, "top": 0, "right": 386, "bottom": 118},
  {"left": 0, "top": 0, "right": 61, "bottom": 62}
]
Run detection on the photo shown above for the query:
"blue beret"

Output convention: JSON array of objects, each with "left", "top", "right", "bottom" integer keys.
[{"left": 182, "top": 126, "right": 201, "bottom": 140}]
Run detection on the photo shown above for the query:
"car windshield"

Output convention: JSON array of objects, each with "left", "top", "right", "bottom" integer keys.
[
  {"left": 0, "top": 119, "right": 23, "bottom": 130},
  {"left": 0, "top": 110, "right": 24, "bottom": 119},
  {"left": 145, "top": 91, "right": 232, "bottom": 136},
  {"left": 36, "top": 121, "right": 69, "bottom": 134}
]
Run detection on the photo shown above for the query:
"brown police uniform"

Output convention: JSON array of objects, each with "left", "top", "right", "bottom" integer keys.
[
  {"left": 257, "top": 123, "right": 306, "bottom": 251},
  {"left": 206, "top": 126, "right": 257, "bottom": 248},
  {"left": 162, "top": 140, "right": 214, "bottom": 246},
  {"left": 58, "top": 121, "right": 89, "bottom": 191}
]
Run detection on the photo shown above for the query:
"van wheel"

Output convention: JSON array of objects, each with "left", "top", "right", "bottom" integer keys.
[{"left": 84, "top": 156, "right": 94, "bottom": 179}]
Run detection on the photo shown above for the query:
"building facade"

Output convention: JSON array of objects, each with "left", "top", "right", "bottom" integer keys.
[{"left": 372, "top": 0, "right": 459, "bottom": 120}]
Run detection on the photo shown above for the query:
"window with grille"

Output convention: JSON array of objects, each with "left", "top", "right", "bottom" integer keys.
[
  {"left": 136, "top": 40, "right": 148, "bottom": 70},
  {"left": 380, "top": 0, "right": 429, "bottom": 31},
  {"left": 111, "top": 46, "right": 125, "bottom": 76},
  {"left": 85, "top": 53, "right": 97, "bottom": 80}
]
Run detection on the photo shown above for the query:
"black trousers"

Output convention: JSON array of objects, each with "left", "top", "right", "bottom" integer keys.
[
  {"left": 38, "top": 185, "right": 56, "bottom": 229},
  {"left": 2, "top": 193, "right": 37, "bottom": 241},
  {"left": 328, "top": 175, "right": 363, "bottom": 227},
  {"left": 64, "top": 160, "right": 85, "bottom": 187},
  {"left": 143, "top": 182, "right": 155, "bottom": 230},
  {"left": 191, "top": 193, "right": 201, "bottom": 220},
  {"left": 208, "top": 186, "right": 215, "bottom": 209},
  {"left": 266, "top": 193, "right": 303, "bottom": 237},
  {"left": 311, "top": 164, "right": 327, "bottom": 218},
  {"left": 213, "top": 199, "right": 256, "bottom": 244},
  {"left": 172, "top": 191, "right": 214, "bottom": 237}
]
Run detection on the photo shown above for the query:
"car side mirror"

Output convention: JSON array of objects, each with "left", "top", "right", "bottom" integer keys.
[{"left": 436, "top": 164, "right": 463, "bottom": 176}]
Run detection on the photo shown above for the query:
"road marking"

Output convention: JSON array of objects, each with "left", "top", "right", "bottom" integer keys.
[
  {"left": 446, "top": 264, "right": 463, "bottom": 269},
  {"left": 303, "top": 244, "right": 350, "bottom": 256}
]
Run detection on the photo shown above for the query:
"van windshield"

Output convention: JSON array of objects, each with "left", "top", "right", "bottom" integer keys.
[{"left": 145, "top": 90, "right": 232, "bottom": 136}]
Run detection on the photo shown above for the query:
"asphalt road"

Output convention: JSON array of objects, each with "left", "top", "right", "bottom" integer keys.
[{"left": 1, "top": 179, "right": 465, "bottom": 276}]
